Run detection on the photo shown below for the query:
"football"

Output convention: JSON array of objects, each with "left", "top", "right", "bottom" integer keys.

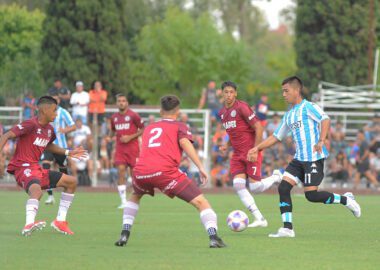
[{"left": 227, "top": 210, "right": 249, "bottom": 232}]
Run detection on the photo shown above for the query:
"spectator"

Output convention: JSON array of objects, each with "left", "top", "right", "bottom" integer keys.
[
  {"left": 364, "top": 114, "right": 380, "bottom": 154},
  {"left": 330, "top": 121, "right": 346, "bottom": 155},
  {"left": 266, "top": 113, "right": 280, "bottom": 136},
  {"left": 329, "top": 151, "right": 349, "bottom": 188},
  {"left": 148, "top": 114, "right": 156, "bottom": 124},
  {"left": 70, "top": 118, "right": 92, "bottom": 149},
  {"left": 198, "top": 80, "right": 223, "bottom": 122},
  {"left": 88, "top": 81, "right": 108, "bottom": 125},
  {"left": 70, "top": 81, "right": 90, "bottom": 124},
  {"left": 48, "top": 79, "right": 71, "bottom": 109},
  {"left": 21, "top": 91, "right": 37, "bottom": 120},
  {"left": 0, "top": 123, "right": 4, "bottom": 177},
  {"left": 254, "top": 94, "right": 270, "bottom": 127}
]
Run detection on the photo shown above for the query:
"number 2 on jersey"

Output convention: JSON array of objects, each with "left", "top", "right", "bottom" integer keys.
[{"left": 148, "top": 128, "right": 163, "bottom": 148}]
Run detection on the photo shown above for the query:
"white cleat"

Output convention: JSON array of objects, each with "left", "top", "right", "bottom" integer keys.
[
  {"left": 118, "top": 203, "right": 128, "bottom": 209},
  {"left": 268, "top": 227, "right": 295, "bottom": 238},
  {"left": 272, "top": 170, "right": 283, "bottom": 184},
  {"left": 45, "top": 196, "right": 55, "bottom": 205},
  {"left": 344, "top": 192, "right": 361, "bottom": 218},
  {"left": 248, "top": 219, "right": 268, "bottom": 228}
]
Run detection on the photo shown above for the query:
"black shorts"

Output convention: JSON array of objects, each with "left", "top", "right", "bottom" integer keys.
[
  {"left": 41, "top": 151, "right": 67, "bottom": 167},
  {"left": 284, "top": 159, "right": 324, "bottom": 187},
  {"left": 357, "top": 161, "right": 370, "bottom": 175},
  {"left": 89, "top": 113, "right": 105, "bottom": 123}
]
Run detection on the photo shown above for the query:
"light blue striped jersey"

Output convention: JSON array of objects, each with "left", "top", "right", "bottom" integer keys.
[
  {"left": 53, "top": 106, "right": 75, "bottom": 148},
  {"left": 273, "top": 99, "right": 329, "bottom": 162}
]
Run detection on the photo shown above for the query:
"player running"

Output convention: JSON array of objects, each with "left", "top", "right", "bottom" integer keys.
[
  {"left": 42, "top": 93, "right": 76, "bottom": 205},
  {"left": 219, "top": 81, "right": 282, "bottom": 228},
  {"left": 110, "top": 94, "right": 144, "bottom": 208},
  {"left": 115, "top": 95, "right": 226, "bottom": 248},
  {"left": 0, "top": 96, "right": 87, "bottom": 236},
  {"left": 248, "top": 76, "right": 361, "bottom": 238}
]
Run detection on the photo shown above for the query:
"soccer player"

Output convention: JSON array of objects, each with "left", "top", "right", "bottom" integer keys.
[
  {"left": 42, "top": 94, "right": 76, "bottom": 204},
  {"left": 248, "top": 76, "right": 361, "bottom": 238},
  {"left": 110, "top": 94, "right": 144, "bottom": 208},
  {"left": 0, "top": 96, "right": 87, "bottom": 236},
  {"left": 219, "top": 81, "right": 282, "bottom": 228},
  {"left": 115, "top": 95, "right": 226, "bottom": 248}
]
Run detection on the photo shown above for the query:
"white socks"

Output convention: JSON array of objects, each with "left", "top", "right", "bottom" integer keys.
[
  {"left": 233, "top": 178, "right": 264, "bottom": 221},
  {"left": 57, "top": 192, "right": 75, "bottom": 221},
  {"left": 249, "top": 175, "right": 278, "bottom": 194},
  {"left": 200, "top": 208, "right": 218, "bottom": 230},
  {"left": 118, "top": 185, "right": 127, "bottom": 205},
  {"left": 26, "top": 199, "right": 39, "bottom": 225},
  {"left": 123, "top": 201, "right": 139, "bottom": 226}
]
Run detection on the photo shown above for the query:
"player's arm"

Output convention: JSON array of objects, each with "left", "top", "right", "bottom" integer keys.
[
  {"left": 180, "top": 138, "right": 208, "bottom": 185},
  {"left": 120, "top": 129, "right": 143, "bottom": 143},
  {"left": 314, "top": 118, "right": 330, "bottom": 153},
  {"left": 45, "top": 143, "right": 87, "bottom": 160},
  {"left": 219, "top": 138, "right": 231, "bottom": 154},
  {"left": 252, "top": 121, "right": 263, "bottom": 146},
  {"left": 198, "top": 89, "right": 206, "bottom": 109},
  {"left": 0, "top": 131, "right": 16, "bottom": 151},
  {"left": 59, "top": 124, "right": 76, "bottom": 134}
]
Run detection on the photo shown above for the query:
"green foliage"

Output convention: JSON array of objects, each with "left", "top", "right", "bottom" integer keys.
[
  {"left": 129, "top": 8, "right": 252, "bottom": 106},
  {"left": 0, "top": 4, "right": 45, "bottom": 97},
  {"left": 41, "top": 0, "right": 129, "bottom": 93},
  {"left": 295, "top": 0, "right": 369, "bottom": 91}
]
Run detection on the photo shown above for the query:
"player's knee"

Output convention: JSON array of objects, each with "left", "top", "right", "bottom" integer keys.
[
  {"left": 278, "top": 180, "right": 293, "bottom": 195},
  {"left": 305, "top": 190, "right": 318, "bottom": 202},
  {"left": 233, "top": 178, "right": 246, "bottom": 192},
  {"left": 67, "top": 176, "right": 77, "bottom": 188}
]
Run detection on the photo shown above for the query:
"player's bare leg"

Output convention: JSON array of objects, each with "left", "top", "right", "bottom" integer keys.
[
  {"left": 188, "top": 194, "right": 226, "bottom": 248},
  {"left": 51, "top": 174, "right": 77, "bottom": 235},
  {"left": 363, "top": 171, "right": 380, "bottom": 189},
  {"left": 22, "top": 183, "right": 46, "bottom": 236},
  {"left": 115, "top": 193, "right": 143, "bottom": 247},
  {"left": 233, "top": 174, "right": 266, "bottom": 228},
  {"left": 117, "top": 164, "right": 128, "bottom": 208}
]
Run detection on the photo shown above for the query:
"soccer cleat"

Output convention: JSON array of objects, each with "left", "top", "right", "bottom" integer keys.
[
  {"left": 51, "top": 220, "right": 74, "bottom": 235},
  {"left": 248, "top": 218, "right": 268, "bottom": 228},
  {"left": 209, "top": 235, "right": 226, "bottom": 248},
  {"left": 21, "top": 221, "right": 46, "bottom": 236},
  {"left": 115, "top": 230, "right": 130, "bottom": 247},
  {"left": 272, "top": 169, "right": 283, "bottom": 184},
  {"left": 117, "top": 203, "right": 128, "bottom": 209},
  {"left": 45, "top": 196, "right": 55, "bottom": 205},
  {"left": 268, "top": 227, "right": 295, "bottom": 238},
  {"left": 344, "top": 192, "right": 361, "bottom": 218}
]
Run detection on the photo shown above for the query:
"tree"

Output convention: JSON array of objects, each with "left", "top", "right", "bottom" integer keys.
[
  {"left": 41, "top": 0, "right": 128, "bottom": 94},
  {"left": 295, "top": 0, "right": 369, "bottom": 91},
  {"left": 0, "top": 5, "right": 45, "bottom": 98},
  {"left": 129, "top": 8, "right": 252, "bottom": 106}
]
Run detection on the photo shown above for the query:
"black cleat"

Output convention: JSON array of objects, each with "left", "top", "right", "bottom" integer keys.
[
  {"left": 209, "top": 235, "right": 226, "bottom": 248},
  {"left": 115, "top": 230, "right": 130, "bottom": 247}
]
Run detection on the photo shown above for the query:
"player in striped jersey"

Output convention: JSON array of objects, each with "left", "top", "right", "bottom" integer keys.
[
  {"left": 41, "top": 94, "right": 76, "bottom": 204},
  {"left": 248, "top": 76, "right": 361, "bottom": 238}
]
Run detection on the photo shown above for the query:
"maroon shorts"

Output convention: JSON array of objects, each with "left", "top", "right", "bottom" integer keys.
[
  {"left": 8, "top": 166, "right": 51, "bottom": 191},
  {"left": 230, "top": 152, "right": 263, "bottom": 180},
  {"left": 132, "top": 169, "right": 201, "bottom": 202},
  {"left": 114, "top": 150, "right": 138, "bottom": 167}
]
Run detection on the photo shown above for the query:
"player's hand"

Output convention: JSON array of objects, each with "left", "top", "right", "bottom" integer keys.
[
  {"left": 219, "top": 144, "right": 228, "bottom": 154},
  {"left": 120, "top": 135, "right": 133, "bottom": 143},
  {"left": 313, "top": 140, "right": 324, "bottom": 153},
  {"left": 199, "top": 167, "right": 208, "bottom": 186},
  {"left": 58, "top": 127, "right": 67, "bottom": 134},
  {"left": 68, "top": 146, "right": 89, "bottom": 161},
  {"left": 247, "top": 147, "right": 259, "bottom": 162}
]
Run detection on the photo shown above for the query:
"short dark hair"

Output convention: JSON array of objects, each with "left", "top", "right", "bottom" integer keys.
[
  {"left": 282, "top": 76, "right": 303, "bottom": 91},
  {"left": 221, "top": 81, "right": 237, "bottom": 91},
  {"left": 116, "top": 93, "right": 127, "bottom": 99},
  {"left": 161, "top": 95, "right": 180, "bottom": 112},
  {"left": 37, "top": 95, "right": 58, "bottom": 106}
]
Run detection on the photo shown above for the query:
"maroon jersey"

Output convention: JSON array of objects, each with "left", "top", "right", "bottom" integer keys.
[
  {"left": 7, "top": 117, "right": 56, "bottom": 172},
  {"left": 110, "top": 109, "right": 144, "bottom": 152},
  {"left": 134, "top": 119, "right": 193, "bottom": 173},
  {"left": 218, "top": 100, "right": 258, "bottom": 156}
]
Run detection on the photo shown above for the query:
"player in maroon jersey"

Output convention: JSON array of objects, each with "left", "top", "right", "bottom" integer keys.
[
  {"left": 219, "top": 81, "right": 282, "bottom": 228},
  {"left": 110, "top": 94, "right": 144, "bottom": 208},
  {"left": 115, "top": 95, "right": 226, "bottom": 248},
  {"left": 0, "top": 96, "right": 87, "bottom": 236}
]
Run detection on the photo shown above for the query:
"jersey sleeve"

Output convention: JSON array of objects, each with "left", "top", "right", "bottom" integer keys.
[
  {"left": 239, "top": 103, "right": 258, "bottom": 126},
  {"left": 10, "top": 120, "right": 34, "bottom": 137},
  {"left": 178, "top": 123, "right": 193, "bottom": 143},
  {"left": 307, "top": 102, "right": 329, "bottom": 123},
  {"left": 273, "top": 114, "right": 290, "bottom": 141},
  {"left": 133, "top": 112, "right": 144, "bottom": 129}
]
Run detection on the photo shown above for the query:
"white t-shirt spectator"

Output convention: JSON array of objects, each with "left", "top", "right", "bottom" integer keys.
[
  {"left": 70, "top": 91, "right": 90, "bottom": 118},
  {"left": 71, "top": 125, "right": 91, "bottom": 147}
]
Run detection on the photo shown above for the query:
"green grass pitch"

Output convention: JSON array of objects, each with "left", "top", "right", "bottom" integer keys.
[{"left": 0, "top": 191, "right": 379, "bottom": 270}]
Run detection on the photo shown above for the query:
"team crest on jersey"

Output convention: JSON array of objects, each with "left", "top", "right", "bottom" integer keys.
[
  {"left": 221, "top": 114, "right": 224, "bottom": 120},
  {"left": 17, "top": 124, "right": 23, "bottom": 130},
  {"left": 37, "top": 128, "right": 42, "bottom": 134},
  {"left": 24, "top": 169, "right": 32, "bottom": 177},
  {"left": 125, "top": 116, "right": 130, "bottom": 121},
  {"left": 114, "top": 117, "right": 118, "bottom": 122},
  {"left": 230, "top": 110, "right": 236, "bottom": 117}
]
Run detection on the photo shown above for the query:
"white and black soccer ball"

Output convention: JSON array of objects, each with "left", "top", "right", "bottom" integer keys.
[{"left": 227, "top": 210, "right": 249, "bottom": 232}]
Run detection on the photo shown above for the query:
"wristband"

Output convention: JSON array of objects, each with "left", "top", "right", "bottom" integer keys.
[{"left": 65, "top": 149, "right": 70, "bottom": 156}]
